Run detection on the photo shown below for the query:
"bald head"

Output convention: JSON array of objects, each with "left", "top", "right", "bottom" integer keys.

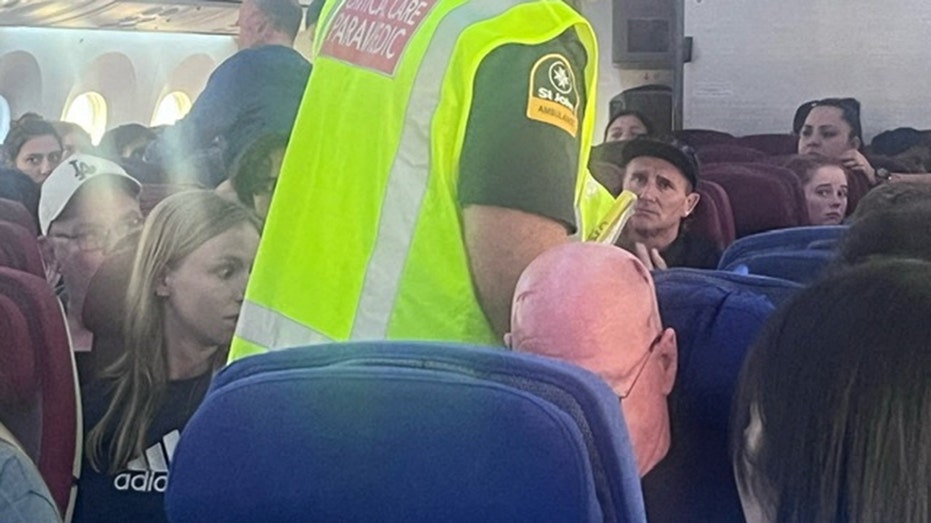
[
  {"left": 509, "top": 243, "right": 662, "bottom": 387},
  {"left": 508, "top": 242, "right": 677, "bottom": 476}
]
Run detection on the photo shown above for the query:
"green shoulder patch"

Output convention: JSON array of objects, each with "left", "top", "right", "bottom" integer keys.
[{"left": 526, "top": 53, "right": 580, "bottom": 137}]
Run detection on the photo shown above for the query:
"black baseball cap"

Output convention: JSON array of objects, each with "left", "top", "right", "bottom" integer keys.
[{"left": 618, "top": 137, "right": 700, "bottom": 190}]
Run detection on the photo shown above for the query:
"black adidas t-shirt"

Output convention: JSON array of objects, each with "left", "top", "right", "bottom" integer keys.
[
  {"left": 73, "top": 372, "right": 212, "bottom": 523},
  {"left": 458, "top": 29, "right": 588, "bottom": 234}
]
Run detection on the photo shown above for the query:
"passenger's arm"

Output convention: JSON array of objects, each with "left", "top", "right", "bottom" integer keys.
[
  {"left": 149, "top": 56, "right": 245, "bottom": 161},
  {"left": 463, "top": 205, "right": 569, "bottom": 338},
  {"left": 457, "top": 32, "right": 589, "bottom": 338},
  {"left": 839, "top": 149, "right": 877, "bottom": 185}
]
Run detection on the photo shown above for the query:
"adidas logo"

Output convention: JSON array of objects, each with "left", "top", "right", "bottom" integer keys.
[{"left": 113, "top": 430, "right": 179, "bottom": 493}]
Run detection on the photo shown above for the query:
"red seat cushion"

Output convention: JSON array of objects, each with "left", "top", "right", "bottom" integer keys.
[
  {"left": 702, "top": 163, "right": 809, "bottom": 237},
  {"left": 0, "top": 268, "right": 77, "bottom": 517},
  {"left": 0, "top": 221, "right": 45, "bottom": 278}
]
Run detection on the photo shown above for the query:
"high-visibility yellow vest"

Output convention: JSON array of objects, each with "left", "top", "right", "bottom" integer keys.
[{"left": 229, "top": 0, "right": 600, "bottom": 361}]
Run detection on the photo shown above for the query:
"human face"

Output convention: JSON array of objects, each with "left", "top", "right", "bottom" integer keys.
[
  {"left": 252, "top": 147, "right": 285, "bottom": 219},
  {"left": 798, "top": 106, "right": 859, "bottom": 159},
  {"left": 60, "top": 131, "right": 92, "bottom": 160},
  {"left": 605, "top": 115, "right": 649, "bottom": 143},
  {"left": 622, "top": 156, "right": 699, "bottom": 236},
  {"left": 15, "top": 135, "right": 62, "bottom": 184},
  {"left": 804, "top": 166, "right": 848, "bottom": 225},
  {"left": 159, "top": 223, "right": 260, "bottom": 349},
  {"left": 46, "top": 183, "right": 142, "bottom": 303},
  {"left": 614, "top": 321, "right": 677, "bottom": 476}
]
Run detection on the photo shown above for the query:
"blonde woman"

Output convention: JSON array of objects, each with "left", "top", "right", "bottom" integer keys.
[{"left": 74, "top": 190, "right": 260, "bottom": 523}]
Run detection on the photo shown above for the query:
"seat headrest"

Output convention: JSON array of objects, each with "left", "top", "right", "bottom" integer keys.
[{"left": 167, "top": 343, "right": 645, "bottom": 523}]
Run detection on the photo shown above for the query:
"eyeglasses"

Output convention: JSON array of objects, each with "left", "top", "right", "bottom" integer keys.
[
  {"left": 49, "top": 214, "right": 144, "bottom": 252},
  {"left": 618, "top": 331, "right": 664, "bottom": 400}
]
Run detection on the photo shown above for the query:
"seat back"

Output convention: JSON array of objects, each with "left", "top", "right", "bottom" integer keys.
[
  {"left": 166, "top": 342, "right": 647, "bottom": 523},
  {"left": 0, "top": 221, "right": 45, "bottom": 278},
  {"left": 672, "top": 129, "right": 734, "bottom": 148},
  {"left": 695, "top": 144, "right": 766, "bottom": 164},
  {"left": 79, "top": 248, "right": 135, "bottom": 384},
  {"left": 719, "top": 225, "right": 847, "bottom": 269},
  {"left": 702, "top": 163, "right": 809, "bottom": 237},
  {"left": 0, "top": 293, "right": 41, "bottom": 461},
  {"left": 723, "top": 249, "right": 836, "bottom": 284},
  {"left": 139, "top": 184, "right": 196, "bottom": 215},
  {"left": 734, "top": 133, "right": 798, "bottom": 156},
  {"left": 692, "top": 180, "right": 735, "bottom": 250},
  {"left": 642, "top": 269, "right": 793, "bottom": 523},
  {"left": 0, "top": 197, "right": 38, "bottom": 235},
  {"left": 0, "top": 268, "right": 78, "bottom": 519}
]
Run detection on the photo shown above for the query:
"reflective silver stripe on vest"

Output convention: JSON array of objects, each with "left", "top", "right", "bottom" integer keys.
[
  {"left": 351, "top": 0, "right": 548, "bottom": 339},
  {"left": 236, "top": 300, "right": 333, "bottom": 349}
]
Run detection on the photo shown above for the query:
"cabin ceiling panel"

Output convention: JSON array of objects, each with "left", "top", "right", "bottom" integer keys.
[{"left": 0, "top": 0, "right": 244, "bottom": 34}]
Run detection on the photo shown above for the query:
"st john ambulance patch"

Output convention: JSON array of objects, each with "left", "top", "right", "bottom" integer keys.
[{"left": 526, "top": 53, "right": 580, "bottom": 137}]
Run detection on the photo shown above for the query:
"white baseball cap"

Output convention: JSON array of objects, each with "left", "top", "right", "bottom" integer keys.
[{"left": 39, "top": 154, "right": 142, "bottom": 235}]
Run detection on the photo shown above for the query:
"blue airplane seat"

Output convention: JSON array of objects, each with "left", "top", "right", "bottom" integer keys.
[
  {"left": 653, "top": 267, "right": 801, "bottom": 307},
  {"left": 643, "top": 269, "right": 786, "bottom": 523},
  {"left": 724, "top": 249, "right": 836, "bottom": 284},
  {"left": 166, "top": 342, "right": 647, "bottom": 523},
  {"left": 718, "top": 225, "right": 847, "bottom": 269}
]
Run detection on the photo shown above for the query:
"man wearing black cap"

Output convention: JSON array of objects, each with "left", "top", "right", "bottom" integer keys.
[{"left": 616, "top": 138, "right": 721, "bottom": 270}]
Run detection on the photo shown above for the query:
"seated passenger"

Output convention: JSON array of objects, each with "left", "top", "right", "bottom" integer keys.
[
  {"left": 869, "top": 127, "right": 931, "bottom": 173},
  {"left": 796, "top": 98, "right": 881, "bottom": 185},
  {"left": 783, "top": 155, "right": 848, "bottom": 225},
  {"left": 38, "top": 155, "right": 144, "bottom": 352},
  {"left": 51, "top": 122, "right": 94, "bottom": 159},
  {"left": 1, "top": 117, "right": 63, "bottom": 184},
  {"left": 836, "top": 200, "right": 931, "bottom": 267},
  {"left": 604, "top": 110, "right": 653, "bottom": 143},
  {"left": 0, "top": 167, "right": 40, "bottom": 219},
  {"left": 850, "top": 181, "right": 931, "bottom": 222},
  {"left": 225, "top": 132, "right": 288, "bottom": 219},
  {"left": 75, "top": 191, "right": 261, "bottom": 523},
  {"left": 0, "top": 425, "right": 60, "bottom": 523},
  {"left": 732, "top": 259, "right": 931, "bottom": 523},
  {"left": 507, "top": 242, "right": 677, "bottom": 476},
  {"left": 615, "top": 138, "right": 720, "bottom": 269},
  {"left": 98, "top": 124, "right": 156, "bottom": 163}
]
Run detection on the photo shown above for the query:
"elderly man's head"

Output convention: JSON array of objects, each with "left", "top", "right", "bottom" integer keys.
[{"left": 506, "top": 243, "right": 677, "bottom": 476}]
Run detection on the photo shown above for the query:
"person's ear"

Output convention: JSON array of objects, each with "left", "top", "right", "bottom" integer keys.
[
  {"left": 655, "top": 327, "right": 678, "bottom": 395},
  {"left": 503, "top": 332, "right": 513, "bottom": 349},
  {"left": 851, "top": 136, "right": 863, "bottom": 150},
  {"left": 155, "top": 269, "right": 172, "bottom": 298},
  {"left": 683, "top": 191, "right": 701, "bottom": 217}
]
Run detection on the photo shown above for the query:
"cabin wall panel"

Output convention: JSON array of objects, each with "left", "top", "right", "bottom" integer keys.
[
  {"left": 683, "top": 0, "right": 931, "bottom": 139},
  {"left": 0, "top": 27, "right": 234, "bottom": 129}
]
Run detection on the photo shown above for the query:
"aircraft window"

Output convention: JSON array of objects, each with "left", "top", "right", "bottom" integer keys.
[
  {"left": 151, "top": 91, "right": 192, "bottom": 127},
  {"left": 62, "top": 92, "right": 107, "bottom": 144},
  {"left": 0, "top": 95, "right": 9, "bottom": 144}
]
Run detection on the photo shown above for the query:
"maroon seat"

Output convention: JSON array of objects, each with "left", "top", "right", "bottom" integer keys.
[
  {"left": 691, "top": 181, "right": 736, "bottom": 250},
  {"left": 696, "top": 144, "right": 766, "bottom": 165},
  {"left": 0, "top": 293, "right": 41, "bottom": 460},
  {"left": 846, "top": 170, "right": 871, "bottom": 217},
  {"left": 0, "top": 268, "right": 79, "bottom": 518},
  {"left": 735, "top": 134, "right": 799, "bottom": 156},
  {"left": 673, "top": 129, "right": 735, "bottom": 148},
  {"left": 80, "top": 248, "right": 135, "bottom": 384},
  {"left": 0, "top": 221, "right": 45, "bottom": 278},
  {"left": 0, "top": 198, "right": 38, "bottom": 235},
  {"left": 702, "top": 163, "right": 809, "bottom": 237},
  {"left": 139, "top": 184, "right": 197, "bottom": 215}
]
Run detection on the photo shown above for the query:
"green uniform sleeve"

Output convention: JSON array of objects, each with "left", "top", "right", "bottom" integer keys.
[{"left": 458, "top": 29, "right": 588, "bottom": 234}]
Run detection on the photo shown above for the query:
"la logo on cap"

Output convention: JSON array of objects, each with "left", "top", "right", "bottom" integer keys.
[{"left": 69, "top": 158, "right": 98, "bottom": 181}]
